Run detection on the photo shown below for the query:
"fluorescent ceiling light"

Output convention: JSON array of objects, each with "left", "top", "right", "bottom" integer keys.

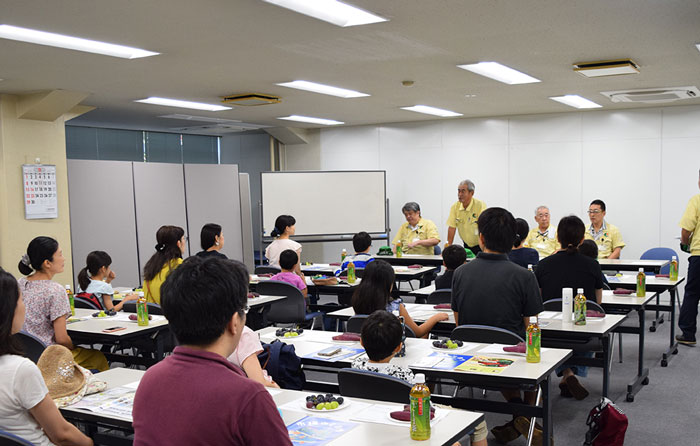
[
  {"left": 696, "top": 43, "right": 700, "bottom": 53},
  {"left": 278, "top": 115, "right": 344, "bottom": 125},
  {"left": 262, "top": 0, "right": 387, "bottom": 27},
  {"left": 400, "top": 105, "right": 463, "bottom": 117},
  {"left": 277, "top": 80, "right": 369, "bottom": 98},
  {"left": 0, "top": 24, "right": 158, "bottom": 59},
  {"left": 458, "top": 62, "right": 540, "bottom": 85},
  {"left": 550, "top": 95, "right": 602, "bottom": 109},
  {"left": 135, "top": 97, "right": 231, "bottom": 111}
]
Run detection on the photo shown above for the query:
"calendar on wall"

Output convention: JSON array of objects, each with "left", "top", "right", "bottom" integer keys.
[{"left": 23, "top": 164, "right": 58, "bottom": 219}]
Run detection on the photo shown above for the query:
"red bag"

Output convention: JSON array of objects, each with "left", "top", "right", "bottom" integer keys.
[{"left": 585, "top": 397, "right": 628, "bottom": 446}]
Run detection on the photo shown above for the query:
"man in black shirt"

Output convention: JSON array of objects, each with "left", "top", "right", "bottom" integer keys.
[{"left": 451, "top": 207, "right": 543, "bottom": 444}]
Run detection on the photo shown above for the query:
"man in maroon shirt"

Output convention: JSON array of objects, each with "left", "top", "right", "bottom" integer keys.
[{"left": 132, "top": 257, "right": 292, "bottom": 446}]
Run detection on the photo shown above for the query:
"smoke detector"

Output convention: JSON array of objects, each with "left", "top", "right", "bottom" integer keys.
[
  {"left": 222, "top": 93, "right": 281, "bottom": 106},
  {"left": 601, "top": 86, "right": 699, "bottom": 103}
]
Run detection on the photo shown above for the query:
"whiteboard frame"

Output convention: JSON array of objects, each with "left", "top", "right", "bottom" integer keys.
[{"left": 261, "top": 170, "right": 388, "bottom": 238}]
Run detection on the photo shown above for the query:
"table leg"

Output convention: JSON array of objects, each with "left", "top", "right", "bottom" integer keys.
[
  {"left": 625, "top": 308, "right": 649, "bottom": 402},
  {"left": 662, "top": 286, "right": 680, "bottom": 367},
  {"left": 602, "top": 335, "right": 610, "bottom": 398},
  {"left": 542, "top": 375, "right": 552, "bottom": 444},
  {"left": 650, "top": 292, "right": 665, "bottom": 332}
]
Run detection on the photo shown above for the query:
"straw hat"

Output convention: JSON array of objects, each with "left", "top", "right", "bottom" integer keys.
[{"left": 37, "top": 345, "right": 86, "bottom": 399}]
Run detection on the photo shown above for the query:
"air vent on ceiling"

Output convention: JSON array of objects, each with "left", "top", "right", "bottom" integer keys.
[
  {"left": 574, "top": 59, "right": 639, "bottom": 77},
  {"left": 601, "top": 86, "right": 699, "bottom": 103},
  {"left": 222, "top": 93, "right": 281, "bottom": 106}
]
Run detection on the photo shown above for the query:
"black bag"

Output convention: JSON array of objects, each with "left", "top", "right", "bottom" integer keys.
[{"left": 258, "top": 339, "right": 306, "bottom": 390}]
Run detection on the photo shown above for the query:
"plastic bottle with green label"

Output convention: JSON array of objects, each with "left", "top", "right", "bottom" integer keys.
[
  {"left": 669, "top": 256, "right": 679, "bottom": 281},
  {"left": 65, "top": 285, "right": 75, "bottom": 316},
  {"left": 410, "top": 373, "right": 431, "bottom": 441},
  {"left": 636, "top": 268, "right": 646, "bottom": 297},
  {"left": 396, "top": 241, "right": 403, "bottom": 258},
  {"left": 574, "top": 288, "right": 586, "bottom": 326},
  {"left": 526, "top": 316, "right": 541, "bottom": 363},
  {"left": 347, "top": 261, "right": 356, "bottom": 284}
]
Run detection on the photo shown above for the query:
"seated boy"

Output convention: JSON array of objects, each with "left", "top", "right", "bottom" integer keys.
[
  {"left": 435, "top": 244, "right": 468, "bottom": 289},
  {"left": 270, "top": 249, "right": 308, "bottom": 298},
  {"left": 132, "top": 257, "right": 292, "bottom": 446},
  {"left": 336, "top": 231, "right": 375, "bottom": 275},
  {"left": 351, "top": 310, "right": 487, "bottom": 446}
]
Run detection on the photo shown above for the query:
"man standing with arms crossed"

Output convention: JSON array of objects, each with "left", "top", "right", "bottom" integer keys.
[
  {"left": 446, "top": 179, "right": 487, "bottom": 255},
  {"left": 678, "top": 171, "right": 700, "bottom": 346}
]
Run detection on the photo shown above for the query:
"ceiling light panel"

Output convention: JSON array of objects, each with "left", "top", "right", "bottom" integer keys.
[
  {"left": 277, "top": 80, "right": 369, "bottom": 98},
  {"left": 400, "top": 105, "right": 463, "bottom": 117},
  {"left": 135, "top": 97, "right": 231, "bottom": 111},
  {"left": 549, "top": 95, "right": 602, "bottom": 109},
  {"left": 0, "top": 24, "right": 158, "bottom": 59},
  {"left": 262, "top": 0, "right": 387, "bottom": 27},
  {"left": 573, "top": 60, "right": 639, "bottom": 78},
  {"left": 458, "top": 62, "right": 540, "bottom": 85},
  {"left": 278, "top": 115, "right": 344, "bottom": 125}
]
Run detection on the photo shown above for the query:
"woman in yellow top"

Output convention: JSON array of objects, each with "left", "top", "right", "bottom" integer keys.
[{"left": 143, "top": 225, "right": 186, "bottom": 304}]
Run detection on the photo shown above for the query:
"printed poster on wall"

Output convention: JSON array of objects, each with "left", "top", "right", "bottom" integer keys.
[{"left": 23, "top": 164, "right": 58, "bottom": 219}]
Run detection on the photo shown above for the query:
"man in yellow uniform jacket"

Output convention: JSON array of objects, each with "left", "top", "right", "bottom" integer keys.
[
  {"left": 446, "top": 179, "right": 487, "bottom": 255},
  {"left": 584, "top": 199, "right": 625, "bottom": 259},
  {"left": 678, "top": 171, "right": 700, "bottom": 345}
]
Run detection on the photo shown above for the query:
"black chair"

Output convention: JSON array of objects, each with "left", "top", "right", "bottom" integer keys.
[
  {"left": 13, "top": 331, "right": 46, "bottom": 364},
  {"left": 0, "top": 429, "right": 35, "bottom": 446},
  {"left": 122, "top": 302, "right": 165, "bottom": 315},
  {"left": 255, "top": 265, "right": 281, "bottom": 275},
  {"left": 338, "top": 268, "right": 365, "bottom": 279},
  {"left": 542, "top": 298, "right": 605, "bottom": 314},
  {"left": 73, "top": 296, "right": 101, "bottom": 310},
  {"left": 338, "top": 368, "right": 412, "bottom": 404},
  {"left": 257, "top": 280, "right": 324, "bottom": 329},
  {"left": 451, "top": 324, "right": 524, "bottom": 345},
  {"left": 426, "top": 289, "right": 451, "bottom": 304}
]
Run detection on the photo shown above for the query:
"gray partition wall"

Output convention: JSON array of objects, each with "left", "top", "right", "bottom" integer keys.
[
  {"left": 67, "top": 160, "right": 140, "bottom": 288},
  {"left": 184, "top": 164, "right": 243, "bottom": 261},
  {"left": 239, "top": 173, "right": 255, "bottom": 271},
  {"left": 132, "top": 163, "right": 189, "bottom": 270}
]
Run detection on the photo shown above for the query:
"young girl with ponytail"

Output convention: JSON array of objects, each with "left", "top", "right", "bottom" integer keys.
[
  {"left": 142, "top": 225, "right": 186, "bottom": 305},
  {"left": 264, "top": 215, "right": 302, "bottom": 270},
  {"left": 77, "top": 251, "right": 139, "bottom": 311},
  {"left": 17, "top": 236, "right": 108, "bottom": 372}
]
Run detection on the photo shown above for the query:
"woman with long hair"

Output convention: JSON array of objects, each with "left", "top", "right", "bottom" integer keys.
[
  {"left": 351, "top": 260, "right": 448, "bottom": 338},
  {"left": 0, "top": 267, "right": 93, "bottom": 446},
  {"left": 264, "top": 215, "right": 301, "bottom": 272},
  {"left": 143, "top": 225, "right": 186, "bottom": 305},
  {"left": 77, "top": 250, "right": 138, "bottom": 311},
  {"left": 17, "top": 237, "right": 109, "bottom": 372}
]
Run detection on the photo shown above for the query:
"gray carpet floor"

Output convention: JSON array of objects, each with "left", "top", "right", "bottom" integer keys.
[{"left": 313, "top": 292, "right": 700, "bottom": 445}]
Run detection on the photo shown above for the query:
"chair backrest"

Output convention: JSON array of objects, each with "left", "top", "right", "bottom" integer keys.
[
  {"left": 13, "top": 331, "right": 46, "bottom": 364},
  {"left": 640, "top": 247, "right": 678, "bottom": 275},
  {"left": 256, "top": 280, "right": 306, "bottom": 324},
  {"left": 451, "top": 325, "right": 524, "bottom": 345},
  {"left": 122, "top": 302, "right": 165, "bottom": 315},
  {"left": 338, "top": 268, "right": 365, "bottom": 279},
  {"left": 346, "top": 315, "right": 368, "bottom": 333},
  {"left": 433, "top": 245, "right": 441, "bottom": 255},
  {"left": 338, "top": 368, "right": 412, "bottom": 404},
  {"left": 255, "top": 265, "right": 282, "bottom": 275},
  {"left": 0, "top": 429, "right": 36, "bottom": 446},
  {"left": 426, "top": 289, "right": 451, "bottom": 304},
  {"left": 543, "top": 298, "right": 605, "bottom": 314},
  {"left": 73, "top": 295, "right": 101, "bottom": 310}
]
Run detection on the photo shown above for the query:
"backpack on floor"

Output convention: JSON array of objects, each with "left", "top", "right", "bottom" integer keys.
[
  {"left": 258, "top": 339, "right": 306, "bottom": 390},
  {"left": 584, "top": 397, "right": 628, "bottom": 446}
]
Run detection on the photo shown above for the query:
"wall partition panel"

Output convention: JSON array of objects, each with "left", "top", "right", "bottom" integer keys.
[
  {"left": 239, "top": 173, "right": 255, "bottom": 271},
  {"left": 66, "top": 160, "right": 140, "bottom": 288},
  {"left": 183, "top": 164, "right": 244, "bottom": 261},
  {"left": 132, "top": 162, "right": 189, "bottom": 271}
]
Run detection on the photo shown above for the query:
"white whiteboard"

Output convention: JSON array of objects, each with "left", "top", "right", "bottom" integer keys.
[{"left": 261, "top": 171, "right": 386, "bottom": 236}]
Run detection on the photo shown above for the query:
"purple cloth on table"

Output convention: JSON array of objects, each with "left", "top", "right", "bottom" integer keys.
[
  {"left": 613, "top": 288, "right": 633, "bottom": 295},
  {"left": 503, "top": 342, "right": 526, "bottom": 353},
  {"left": 433, "top": 304, "right": 451, "bottom": 309}
]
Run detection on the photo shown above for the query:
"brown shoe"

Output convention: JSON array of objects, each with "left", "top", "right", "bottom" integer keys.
[
  {"left": 565, "top": 375, "right": 589, "bottom": 400},
  {"left": 558, "top": 381, "right": 572, "bottom": 398},
  {"left": 490, "top": 419, "right": 521, "bottom": 444},
  {"left": 514, "top": 416, "right": 549, "bottom": 446}
]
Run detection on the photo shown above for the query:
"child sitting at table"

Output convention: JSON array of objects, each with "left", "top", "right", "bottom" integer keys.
[
  {"left": 352, "top": 260, "right": 448, "bottom": 338},
  {"left": 77, "top": 250, "right": 139, "bottom": 311},
  {"left": 335, "top": 231, "right": 375, "bottom": 275},
  {"left": 351, "top": 310, "right": 487, "bottom": 446},
  {"left": 434, "top": 244, "right": 467, "bottom": 289},
  {"left": 269, "top": 249, "right": 308, "bottom": 299}
]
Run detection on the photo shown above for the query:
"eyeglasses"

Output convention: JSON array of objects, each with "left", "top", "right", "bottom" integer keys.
[{"left": 587, "top": 210, "right": 602, "bottom": 214}]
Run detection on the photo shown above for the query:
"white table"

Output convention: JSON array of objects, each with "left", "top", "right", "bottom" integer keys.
[
  {"left": 60, "top": 367, "right": 484, "bottom": 446},
  {"left": 67, "top": 309, "right": 171, "bottom": 366},
  {"left": 301, "top": 263, "right": 437, "bottom": 281},
  {"left": 258, "top": 327, "right": 571, "bottom": 443},
  {"left": 375, "top": 254, "right": 445, "bottom": 267},
  {"left": 598, "top": 258, "right": 669, "bottom": 273},
  {"left": 249, "top": 294, "right": 286, "bottom": 308}
]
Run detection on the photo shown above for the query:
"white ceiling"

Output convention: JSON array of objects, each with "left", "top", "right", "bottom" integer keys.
[{"left": 2, "top": 0, "right": 700, "bottom": 133}]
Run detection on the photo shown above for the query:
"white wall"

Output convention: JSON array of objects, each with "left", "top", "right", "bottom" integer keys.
[{"left": 284, "top": 105, "right": 700, "bottom": 269}]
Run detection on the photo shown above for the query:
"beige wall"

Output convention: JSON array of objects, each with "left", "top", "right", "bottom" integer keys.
[{"left": 0, "top": 94, "right": 74, "bottom": 286}]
